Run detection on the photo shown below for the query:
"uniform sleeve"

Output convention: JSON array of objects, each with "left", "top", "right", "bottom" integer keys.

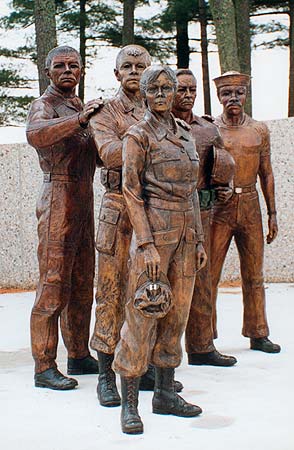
[
  {"left": 258, "top": 123, "right": 276, "bottom": 215},
  {"left": 212, "top": 125, "right": 225, "bottom": 150},
  {"left": 26, "top": 98, "right": 82, "bottom": 149},
  {"left": 122, "top": 133, "right": 154, "bottom": 247},
  {"left": 193, "top": 191, "right": 204, "bottom": 243},
  {"left": 258, "top": 122, "right": 270, "bottom": 158},
  {"left": 89, "top": 104, "right": 123, "bottom": 169}
]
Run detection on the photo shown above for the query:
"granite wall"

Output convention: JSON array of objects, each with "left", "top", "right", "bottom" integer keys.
[{"left": 0, "top": 117, "right": 293, "bottom": 289}]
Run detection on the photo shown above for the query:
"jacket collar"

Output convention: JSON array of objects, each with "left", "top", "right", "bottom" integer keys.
[
  {"left": 189, "top": 112, "right": 202, "bottom": 125},
  {"left": 117, "top": 87, "right": 144, "bottom": 113},
  {"left": 46, "top": 85, "right": 82, "bottom": 112},
  {"left": 144, "top": 110, "right": 188, "bottom": 146},
  {"left": 115, "top": 88, "right": 145, "bottom": 121}
]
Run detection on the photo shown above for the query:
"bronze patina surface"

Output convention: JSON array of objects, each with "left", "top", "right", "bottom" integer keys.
[
  {"left": 211, "top": 71, "right": 280, "bottom": 354},
  {"left": 27, "top": 46, "right": 102, "bottom": 389},
  {"left": 113, "top": 66, "right": 207, "bottom": 434},
  {"left": 172, "top": 69, "right": 236, "bottom": 367}
]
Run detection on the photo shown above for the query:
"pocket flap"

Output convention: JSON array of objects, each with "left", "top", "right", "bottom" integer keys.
[
  {"left": 150, "top": 149, "right": 181, "bottom": 164},
  {"left": 99, "top": 207, "right": 120, "bottom": 225},
  {"left": 153, "top": 228, "right": 179, "bottom": 246},
  {"left": 185, "top": 227, "right": 197, "bottom": 243}
]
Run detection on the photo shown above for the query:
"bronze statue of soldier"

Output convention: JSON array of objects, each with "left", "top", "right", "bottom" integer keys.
[
  {"left": 113, "top": 65, "right": 207, "bottom": 434},
  {"left": 172, "top": 69, "right": 237, "bottom": 366},
  {"left": 211, "top": 71, "right": 280, "bottom": 353},
  {"left": 89, "top": 45, "right": 182, "bottom": 407},
  {"left": 27, "top": 46, "right": 102, "bottom": 390}
]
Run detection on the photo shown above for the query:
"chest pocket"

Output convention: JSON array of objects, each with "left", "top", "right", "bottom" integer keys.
[
  {"left": 150, "top": 147, "right": 182, "bottom": 182},
  {"left": 184, "top": 141, "right": 199, "bottom": 161},
  {"left": 181, "top": 141, "right": 200, "bottom": 181}
]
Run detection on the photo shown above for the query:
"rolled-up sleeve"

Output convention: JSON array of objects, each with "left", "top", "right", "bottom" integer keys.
[
  {"left": 26, "top": 99, "right": 81, "bottom": 150},
  {"left": 90, "top": 105, "right": 123, "bottom": 169}
]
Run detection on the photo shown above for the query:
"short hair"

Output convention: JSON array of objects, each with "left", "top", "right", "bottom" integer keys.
[
  {"left": 45, "top": 46, "right": 82, "bottom": 69},
  {"left": 140, "top": 65, "right": 178, "bottom": 98},
  {"left": 115, "top": 45, "right": 151, "bottom": 69},
  {"left": 175, "top": 68, "right": 196, "bottom": 81}
]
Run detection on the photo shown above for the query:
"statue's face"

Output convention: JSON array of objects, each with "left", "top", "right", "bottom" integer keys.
[
  {"left": 173, "top": 74, "right": 197, "bottom": 112},
  {"left": 218, "top": 85, "right": 247, "bottom": 115},
  {"left": 145, "top": 72, "right": 175, "bottom": 114},
  {"left": 114, "top": 53, "right": 150, "bottom": 93},
  {"left": 46, "top": 53, "right": 82, "bottom": 91}
]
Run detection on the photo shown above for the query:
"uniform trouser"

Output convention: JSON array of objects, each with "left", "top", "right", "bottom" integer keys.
[
  {"left": 210, "top": 192, "right": 269, "bottom": 338},
  {"left": 185, "top": 209, "right": 215, "bottom": 354},
  {"left": 113, "top": 207, "right": 197, "bottom": 378},
  {"left": 31, "top": 181, "right": 95, "bottom": 374},
  {"left": 90, "top": 192, "right": 133, "bottom": 354}
]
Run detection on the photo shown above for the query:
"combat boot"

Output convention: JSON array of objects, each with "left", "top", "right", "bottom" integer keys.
[
  {"left": 121, "top": 376, "right": 143, "bottom": 434},
  {"left": 97, "top": 352, "right": 121, "bottom": 407},
  {"left": 139, "top": 364, "right": 184, "bottom": 392},
  {"left": 152, "top": 367, "right": 202, "bottom": 417}
]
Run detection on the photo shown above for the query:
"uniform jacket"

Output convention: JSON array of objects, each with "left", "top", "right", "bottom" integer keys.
[{"left": 122, "top": 110, "right": 204, "bottom": 247}]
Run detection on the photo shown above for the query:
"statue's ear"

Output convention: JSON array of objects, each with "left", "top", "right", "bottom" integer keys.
[
  {"left": 44, "top": 67, "right": 51, "bottom": 80},
  {"left": 81, "top": 66, "right": 85, "bottom": 78},
  {"left": 114, "top": 68, "right": 121, "bottom": 82}
]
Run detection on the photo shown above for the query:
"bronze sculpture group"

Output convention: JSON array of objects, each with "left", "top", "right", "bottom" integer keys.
[{"left": 27, "top": 44, "right": 280, "bottom": 435}]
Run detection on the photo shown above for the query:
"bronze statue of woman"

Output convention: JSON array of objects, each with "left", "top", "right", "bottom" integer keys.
[{"left": 113, "top": 65, "right": 207, "bottom": 434}]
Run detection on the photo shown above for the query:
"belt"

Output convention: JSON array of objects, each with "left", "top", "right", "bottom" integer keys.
[
  {"left": 198, "top": 188, "right": 216, "bottom": 210},
  {"left": 234, "top": 184, "right": 256, "bottom": 194},
  {"left": 146, "top": 197, "right": 193, "bottom": 211},
  {"left": 43, "top": 173, "right": 91, "bottom": 183},
  {"left": 100, "top": 168, "right": 122, "bottom": 192}
]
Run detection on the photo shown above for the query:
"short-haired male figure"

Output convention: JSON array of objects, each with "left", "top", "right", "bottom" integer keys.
[
  {"left": 27, "top": 46, "right": 102, "bottom": 390},
  {"left": 90, "top": 45, "right": 183, "bottom": 407},
  {"left": 172, "top": 69, "right": 237, "bottom": 366},
  {"left": 211, "top": 71, "right": 280, "bottom": 353}
]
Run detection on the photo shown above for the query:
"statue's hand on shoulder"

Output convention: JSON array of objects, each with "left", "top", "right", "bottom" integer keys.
[
  {"left": 79, "top": 98, "right": 104, "bottom": 126},
  {"left": 196, "top": 242, "right": 207, "bottom": 272},
  {"left": 202, "top": 114, "right": 215, "bottom": 123},
  {"left": 267, "top": 213, "right": 278, "bottom": 244},
  {"left": 141, "top": 243, "right": 161, "bottom": 283}
]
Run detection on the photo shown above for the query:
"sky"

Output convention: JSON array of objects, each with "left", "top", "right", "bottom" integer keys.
[{"left": 0, "top": 1, "right": 290, "bottom": 125}]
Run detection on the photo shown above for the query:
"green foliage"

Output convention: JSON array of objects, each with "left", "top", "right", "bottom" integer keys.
[
  {"left": 250, "top": 1, "right": 290, "bottom": 50},
  {"left": 251, "top": 0, "right": 289, "bottom": 14},
  {"left": 0, "top": 0, "right": 35, "bottom": 28},
  {"left": 0, "top": 68, "right": 29, "bottom": 87},
  {"left": 0, "top": 45, "right": 36, "bottom": 60},
  {"left": 0, "top": 94, "right": 35, "bottom": 125}
]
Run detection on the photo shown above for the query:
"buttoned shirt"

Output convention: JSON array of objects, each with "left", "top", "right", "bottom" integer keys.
[
  {"left": 122, "top": 110, "right": 203, "bottom": 246},
  {"left": 89, "top": 87, "right": 145, "bottom": 170},
  {"left": 26, "top": 85, "right": 96, "bottom": 180},
  {"left": 189, "top": 114, "right": 224, "bottom": 190}
]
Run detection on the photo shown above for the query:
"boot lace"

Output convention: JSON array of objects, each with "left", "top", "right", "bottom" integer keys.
[{"left": 126, "top": 378, "right": 137, "bottom": 410}]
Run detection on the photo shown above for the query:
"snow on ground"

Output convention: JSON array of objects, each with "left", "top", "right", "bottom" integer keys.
[
  {"left": 0, "top": 284, "right": 293, "bottom": 450},
  {"left": 0, "top": 126, "right": 26, "bottom": 144}
]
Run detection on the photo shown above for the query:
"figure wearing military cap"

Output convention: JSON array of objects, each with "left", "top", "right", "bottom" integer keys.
[
  {"left": 210, "top": 71, "right": 280, "bottom": 353},
  {"left": 172, "top": 68, "right": 237, "bottom": 367}
]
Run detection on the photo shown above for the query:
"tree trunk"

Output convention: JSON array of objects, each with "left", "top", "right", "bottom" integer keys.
[
  {"left": 122, "top": 0, "right": 135, "bottom": 45},
  {"left": 209, "top": 0, "right": 240, "bottom": 73},
  {"left": 34, "top": 0, "right": 57, "bottom": 95},
  {"left": 176, "top": 16, "right": 189, "bottom": 68},
  {"left": 199, "top": 0, "right": 211, "bottom": 115},
  {"left": 288, "top": 0, "right": 294, "bottom": 116},
  {"left": 78, "top": 0, "right": 86, "bottom": 101},
  {"left": 234, "top": 0, "right": 252, "bottom": 115}
]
